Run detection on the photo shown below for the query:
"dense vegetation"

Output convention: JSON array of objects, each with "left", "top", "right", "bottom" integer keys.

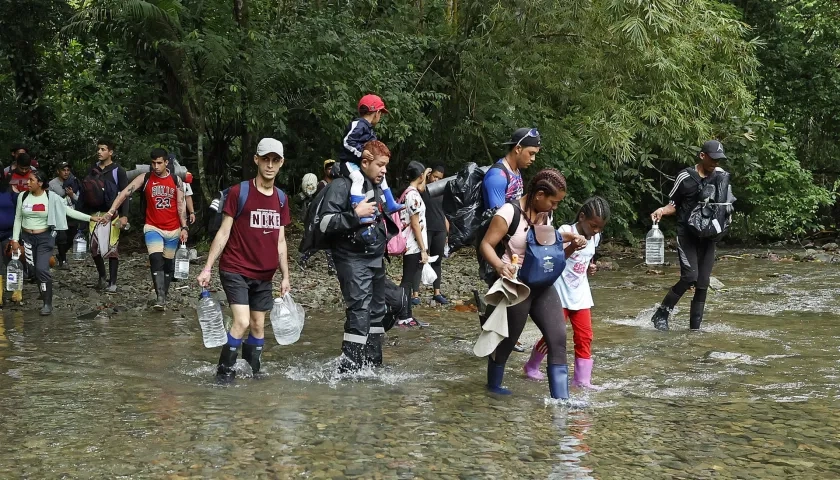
[{"left": 0, "top": 0, "right": 835, "bottom": 242}]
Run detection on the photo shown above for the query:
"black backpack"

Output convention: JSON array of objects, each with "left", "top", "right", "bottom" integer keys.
[
  {"left": 442, "top": 162, "right": 511, "bottom": 253},
  {"left": 476, "top": 200, "right": 521, "bottom": 285},
  {"left": 80, "top": 167, "right": 118, "bottom": 211},
  {"left": 686, "top": 169, "right": 736, "bottom": 240},
  {"left": 298, "top": 178, "right": 347, "bottom": 256}
]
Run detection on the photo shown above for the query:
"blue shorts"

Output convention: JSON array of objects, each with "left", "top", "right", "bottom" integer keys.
[{"left": 143, "top": 225, "right": 179, "bottom": 259}]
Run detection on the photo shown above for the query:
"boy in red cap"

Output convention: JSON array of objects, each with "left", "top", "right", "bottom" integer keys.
[{"left": 339, "top": 94, "right": 403, "bottom": 223}]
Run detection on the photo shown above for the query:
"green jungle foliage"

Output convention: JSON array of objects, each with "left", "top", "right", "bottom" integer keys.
[{"left": 0, "top": 0, "right": 835, "bottom": 241}]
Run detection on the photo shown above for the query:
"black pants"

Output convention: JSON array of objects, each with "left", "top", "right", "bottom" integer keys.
[
  {"left": 667, "top": 233, "right": 717, "bottom": 304},
  {"left": 56, "top": 224, "right": 78, "bottom": 263},
  {"left": 493, "top": 285, "right": 568, "bottom": 366},
  {"left": 402, "top": 252, "right": 422, "bottom": 297},
  {"left": 413, "top": 230, "right": 446, "bottom": 291},
  {"left": 334, "top": 253, "right": 387, "bottom": 346},
  {"left": 21, "top": 231, "right": 54, "bottom": 284}
]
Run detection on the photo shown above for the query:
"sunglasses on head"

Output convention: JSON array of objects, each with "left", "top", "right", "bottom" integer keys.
[{"left": 515, "top": 128, "right": 540, "bottom": 148}]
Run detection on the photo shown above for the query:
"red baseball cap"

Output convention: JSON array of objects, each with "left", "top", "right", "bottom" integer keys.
[{"left": 358, "top": 94, "right": 389, "bottom": 114}]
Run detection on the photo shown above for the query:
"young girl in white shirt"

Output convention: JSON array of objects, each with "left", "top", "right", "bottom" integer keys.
[{"left": 524, "top": 196, "right": 610, "bottom": 389}]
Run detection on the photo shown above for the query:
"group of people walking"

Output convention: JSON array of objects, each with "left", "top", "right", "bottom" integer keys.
[
  {"left": 3, "top": 93, "right": 732, "bottom": 400},
  {"left": 0, "top": 140, "right": 197, "bottom": 314}
]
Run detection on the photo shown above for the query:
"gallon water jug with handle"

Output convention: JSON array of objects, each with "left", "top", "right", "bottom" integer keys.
[
  {"left": 174, "top": 243, "right": 190, "bottom": 280},
  {"left": 196, "top": 288, "right": 227, "bottom": 348},
  {"left": 73, "top": 231, "right": 87, "bottom": 260},
  {"left": 645, "top": 222, "right": 665, "bottom": 265},
  {"left": 6, "top": 252, "right": 24, "bottom": 291}
]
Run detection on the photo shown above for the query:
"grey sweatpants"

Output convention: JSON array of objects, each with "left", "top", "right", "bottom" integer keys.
[{"left": 21, "top": 230, "right": 55, "bottom": 284}]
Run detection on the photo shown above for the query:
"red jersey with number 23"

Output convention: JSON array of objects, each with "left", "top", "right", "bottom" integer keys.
[
  {"left": 144, "top": 174, "right": 180, "bottom": 230},
  {"left": 219, "top": 180, "right": 290, "bottom": 281}
]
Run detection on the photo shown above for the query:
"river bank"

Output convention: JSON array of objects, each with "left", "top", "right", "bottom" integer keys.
[{"left": 4, "top": 232, "right": 838, "bottom": 320}]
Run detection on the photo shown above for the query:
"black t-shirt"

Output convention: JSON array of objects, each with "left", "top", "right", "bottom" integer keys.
[
  {"left": 421, "top": 188, "right": 446, "bottom": 232},
  {"left": 669, "top": 166, "right": 726, "bottom": 236}
]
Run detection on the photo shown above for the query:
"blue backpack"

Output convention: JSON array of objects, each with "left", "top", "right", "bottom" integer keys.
[{"left": 519, "top": 220, "right": 566, "bottom": 288}]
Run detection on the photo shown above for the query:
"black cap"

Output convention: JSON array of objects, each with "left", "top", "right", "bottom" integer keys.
[
  {"left": 701, "top": 140, "right": 726, "bottom": 160},
  {"left": 57, "top": 161, "right": 70, "bottom": 169},
  {"left": 503, "top": 127, "right": 541, "bottom": 148}
]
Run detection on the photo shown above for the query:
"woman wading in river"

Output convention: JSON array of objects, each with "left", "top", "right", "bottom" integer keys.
[{"left": 649, "top": 140, "right": 735, "bottom": 331}]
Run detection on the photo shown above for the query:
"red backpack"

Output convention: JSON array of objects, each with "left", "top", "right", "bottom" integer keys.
[{"left": 386, "top": 187, "right": 414, "bottom": 256}]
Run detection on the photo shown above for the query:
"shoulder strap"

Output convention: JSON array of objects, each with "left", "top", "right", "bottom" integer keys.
[
  {"left": 490, "top": 161, "right": 512, "bottom": 185},
  {"left": 112, "top": 168, "right": 118, "bottom": 184},
  {"left": 274, "top": 187, "right": 286, "bottom": 207},
  {"left": 235, "top": 180, "right": 250, "bottom": 219},
  {"left": 21, "top": 191, "right": 29, "bottom": 203},
  {"left": 507, "top": 200, "right": 521, "bottom": 238},
  {"left": 142, "top": 172, "right": 152, "bottom": 191}
]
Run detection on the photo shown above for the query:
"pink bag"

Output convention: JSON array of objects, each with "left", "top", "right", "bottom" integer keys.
[{"left": 386, "top": 187, "right": 413, "bottom": 256}]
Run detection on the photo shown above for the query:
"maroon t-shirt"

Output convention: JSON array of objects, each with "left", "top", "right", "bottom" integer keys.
[{"left": 219, "top": 180, "right": 291, "bottom": 281}]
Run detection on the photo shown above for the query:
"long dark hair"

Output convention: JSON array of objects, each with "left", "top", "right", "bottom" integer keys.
[{"left": 524, "top": 168, "right": 567, "bottom": 215}]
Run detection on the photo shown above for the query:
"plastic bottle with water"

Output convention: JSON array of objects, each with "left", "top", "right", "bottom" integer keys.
[
  {"left": 73, "top": 231, "right": 87, "bottom": 261},
  {"left": 645, "top": 222, "right": 665, "bottom": 265},
  {"left": 196, "top": 288, "right": 227, "bottom": 348},
  {"left": 174, "top": 243, "right": 190, "bottom": 280},
  {"left": 6, "top": 252, "right": 24, "bottom": 291}
]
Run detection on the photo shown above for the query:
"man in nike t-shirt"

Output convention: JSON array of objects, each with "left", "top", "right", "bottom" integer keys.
[{"left": 198, "top": 138, "right": 291, "bottom": 381}]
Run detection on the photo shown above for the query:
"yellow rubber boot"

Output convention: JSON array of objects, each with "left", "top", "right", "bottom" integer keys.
[{"left": 0, "top": 275, "right": 4, "bottom": 307}]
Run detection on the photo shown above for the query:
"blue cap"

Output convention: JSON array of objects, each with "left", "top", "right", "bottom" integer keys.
[{"left": 200, "top": 288, "right": 211, "bottom": 299}]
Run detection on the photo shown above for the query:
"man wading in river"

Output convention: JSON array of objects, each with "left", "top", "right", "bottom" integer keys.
[
  {"left": 197, "top": 138, "right": 291, "bottom": 381},
  {"left": 317, "top": 140, "right": 393, "bottom": 373},
  {"left": 102, "top": 148, "right": 188, "bottom": 310},
  {"left": 649, "top": 140, "right": 734, "bottom": 331}
]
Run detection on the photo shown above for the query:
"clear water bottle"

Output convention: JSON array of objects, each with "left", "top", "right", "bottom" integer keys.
[
  {"left": 6, "top": 252, "right": 24, "bottom": 291},
  {"left": 174, "top": 243, "right": 190, "bottom": 280},
  {"left": 645, "top": 222, "right": 665, "bottom": 265},
  {"left": 196, "top": 288, "right": 227, "bottom": 348},
  {"left": 73, "top": 231, "right": 87, "bottom": 260}
]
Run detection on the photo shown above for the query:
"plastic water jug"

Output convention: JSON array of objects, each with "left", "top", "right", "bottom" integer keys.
[
  {"left": 645, "top": 223, "right": 665, "bottom": 265},
  {"left": 196, "top": 288, "right": 227, "bottom": 348},
  {"left": 73, "top": 231, "right": 87, "bottom": 260},
  {"left": 6, "top": 252, "right": 24, "bottom": 291},
  {"left": 174, "top": 243, "right": 190, "bottom": 280}
]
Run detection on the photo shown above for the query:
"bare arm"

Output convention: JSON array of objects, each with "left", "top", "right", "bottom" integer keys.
[
  {"left": 176, "top": 186, "right": 187, "bottom": 228},
  {"left": 409, "top": 213, "right": 426, "bottom": 253},
  {"left": 277, "top": 226, "right": 290, "bottom": 294},
  {"left": 651, "top": 203, "right": 677, "bottom": 222},
  {"left": 107, "top": 174, "right": 146, "bottom": 216},
  {"left": 479, "top": 214, "right": 517, "bottom": 279},
  {"left": 203, "top": 215, "right": 234, "bottom": 270}
]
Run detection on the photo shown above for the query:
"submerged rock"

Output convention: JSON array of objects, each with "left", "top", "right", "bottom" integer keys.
[{"left": 709, "top": 276, "right": 725, "bottom": 291}]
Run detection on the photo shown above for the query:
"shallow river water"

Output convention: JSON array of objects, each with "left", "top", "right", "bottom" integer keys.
[{"left": 1, "top": 254, "right": 839, "bottom": 479}]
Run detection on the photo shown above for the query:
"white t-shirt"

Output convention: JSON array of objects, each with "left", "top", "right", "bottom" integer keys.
[
  {"left": 401, "top": 187, "right": 427, "bottom": 255},
  {"left": 182, "top": 182, "right": 193, "bottom": 196},
  {"left": 553, "top": 224, "right": 600, "bottom": 310}
]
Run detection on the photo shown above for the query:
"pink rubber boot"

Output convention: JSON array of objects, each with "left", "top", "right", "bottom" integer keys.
[
  {"left": 523, "top": 346, "right": 546, "bottom": 380},
  {"left": 572, "top": 357, "right": 603, "bottom": 390}
]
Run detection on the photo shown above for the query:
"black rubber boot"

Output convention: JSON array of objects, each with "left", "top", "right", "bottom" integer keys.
[
  {"left": 365, "top": 333, "right": 384, "bottom": 367},
  {"left": 241, "top": 343, "right": 264, "bottom": 376},
  {"left": 216, "top": 343, "right": 239, "bottom": 382},
  {"left": 651, "top": 289, "right": 681, "bottom": 331},
  {"left": 39, "top": 282, "right": 53, "bottom": 316},
  {"left": 689, "top": 301, "right": 705, "bottom": 330},
  {"left": 338, "top": 340, "right": 366, "bottom": 374},
  {"left": 152, "top": 271, "right": 166, "bottom": 310}
]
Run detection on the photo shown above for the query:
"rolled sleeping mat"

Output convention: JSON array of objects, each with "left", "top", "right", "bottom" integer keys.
[{"left": 126, "top": 160, "right": 188, "bottom": 182}]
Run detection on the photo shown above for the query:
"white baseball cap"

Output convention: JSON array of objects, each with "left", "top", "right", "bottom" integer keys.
[{"left": 256, "top": 138, "right": 284, "bottom": 157}]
